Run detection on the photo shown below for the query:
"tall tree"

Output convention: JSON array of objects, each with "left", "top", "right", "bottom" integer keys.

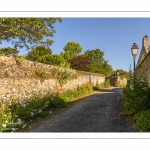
[
  {"left": 26, "top": 45, "right": 52, "bottom": 61},
  {"left": 0, "top": 18, "right": 62, "bottom": 50},
  {"left": 84, "top": 49, "right": 113, "bottom": 76},
  {"left": 70, "top": 55, "right": 90, "bottom": 71},
  {"left": 84, "top": 49, "right": 105, "bottom": 63},
  {"left": 62, "top": 41, "right": 82, "bottom": 62},
  {"left": 101, "top": 61, "right": 113, "bottom": 76},
  {"left": 0, "top": 47, "right": 19, "bottom": 56}
]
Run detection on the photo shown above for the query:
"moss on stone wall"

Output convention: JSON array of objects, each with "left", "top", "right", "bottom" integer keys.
[{"left": 0, "top": 56, "right": 105, "bottom": 103}]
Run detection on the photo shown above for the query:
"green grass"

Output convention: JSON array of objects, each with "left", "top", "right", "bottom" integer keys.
[{"left": 0, "top": 82, "right": 93, "bottom": 132}]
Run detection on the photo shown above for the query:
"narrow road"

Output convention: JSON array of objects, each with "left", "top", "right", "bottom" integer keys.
[{"left": 29, "top": 87, "right": 141, "bottom": 132}]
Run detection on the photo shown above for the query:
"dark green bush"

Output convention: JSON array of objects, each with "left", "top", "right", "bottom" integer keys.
[
  {"left": 133, "top": 109, "right": 150, "bottom": 131},
  {"left": 41, "top": 54, "right": 69, "bottom": 68},
  {"left": 104, "top": 79, "right": 110, "bottom": 88},
  {"left": 124, "top": 76, "right": 150, "bottom": 115},
  {"left": 51, "top": 96, "right": 68, "bottom": 108}
]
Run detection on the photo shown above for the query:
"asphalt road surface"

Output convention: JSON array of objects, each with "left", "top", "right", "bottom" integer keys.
[{"left": 29, "top": 87, "right": 141, "bottom": 132}]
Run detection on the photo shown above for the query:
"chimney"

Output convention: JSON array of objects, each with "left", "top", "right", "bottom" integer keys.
[{"left": 142, "top": 35, "right": 149, "bottom": 53}]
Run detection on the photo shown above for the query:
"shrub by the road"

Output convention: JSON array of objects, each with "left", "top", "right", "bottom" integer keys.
[
  {"left": 123, "top": 76, "right": 150, "bottom": 131},
  {"left": 0, "top": 82, "right": 93, "bottom": 132}
]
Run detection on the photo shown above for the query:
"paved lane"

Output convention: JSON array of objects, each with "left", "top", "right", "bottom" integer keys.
[{"left": 29, "top": 88, "right": 141, "bottom": 132}]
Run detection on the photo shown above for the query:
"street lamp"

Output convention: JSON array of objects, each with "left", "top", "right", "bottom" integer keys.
[{"left": 131, "top": 43, "right": 139, "bottom": 86}]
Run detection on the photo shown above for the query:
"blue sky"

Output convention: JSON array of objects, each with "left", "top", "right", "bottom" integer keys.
[{"left": 1, "top": 18, "right": 150, "bottom": 72}]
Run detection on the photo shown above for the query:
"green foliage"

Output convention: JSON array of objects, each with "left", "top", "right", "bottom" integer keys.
[
  {"left": 51, "top": 96, "right": 68, "bottom": 108},
  {"left": 0, "top": 18, "right": 62, "bottom": 50},
  {"left": 116, "top": 82, "right": 126, "bottom": 88},
  {"left": 35, "top": 67, "right": 48, "bottom": 80},
  {"left": 58, "top": 83, "right": 93, "bottom": 101},
  {"left": 0, "top": 47, "right": 19, "bottom": 56},
  {"left": 102, "top": 61, "right": 113, "bottom": 77},
  {"left": 120, "top": 74, "right": 129, "bottom": 79},
  {"left": 104, "top": 79, "right": 110, "bottom": 88},
  {"left": 133, "top": 109, "right": 150, "bottom": 131},
  {"left": 123, "top": 76, "right": 150, "bottom": 115},
  {"left": 51, "top": 68, "right": 78, "bottom": 86},
  {"left": 15, "top": 56, "right": 26, "bottom": 65},
  {"left": 26, "top": 46, "right": 52, "bottom": 62},
  {"left": 76, "top": 83, "right": 93, "bottom": 95},
  {"left": 70, "top": 55, "right": 90, "bottom": 71},
  {"left": 41, "top": 54, "right": 70, "bottom": 68},
  {"left": 85, "top": 49, "right": 104, "bottom": 62},
  {"left": 58, "top": 90, "right": 74, "bottom": 102},
  {"left": 10, "top": 95, "right": 68, "bottom": 121},
  {"left": 58, "top": 70, "right": 72, "bottom": 86},
  {"left": 114, "top": 69, "right": 125, "bottom": 74},
  {"left": 111, "top": 69, "right": 129, "bottom": 79},
  {"left": 51, "top": 68, "right": 59, "bottom": 78},
  {"left": 0, "top": 102, "right": 22, "bottom": 132},
  {"left": 84, "top": 49, "right": 113, "bottom": 76},
  {"left": 0, "top": 94, "right": 67, "bottom": 132},
  {"left": 61, "top": 41, "right": 82, "bottom": 62},
  {"left": 118, "top": 73, "right": 150, "bottom": 131},
  {"left": 0, "top": 83, "right": 93, "bottom": 132}
]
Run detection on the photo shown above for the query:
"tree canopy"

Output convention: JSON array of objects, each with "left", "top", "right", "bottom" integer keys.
[
  {"left": 61, "top": 41, "right": 82, "bottom": 62},
  {"left": 84, "top": 49, "right": 104, "bottom": 63},
  {"left": 84, "top": 49, "right": 113, "bottom": 76},
  {"left": 70, "top": 55, "right": 90, "bottom": 71},
  {"left": 0, "top": 47, "right": 19, "bottom": 56},
  {"left": 0, "top": 18, "right": 62, "bottom": 50},
  {"left": 41, "top": 54, "right": 70, "bottom": 68},
  {"left": 114, "top": 69, "right": 126, "bottom": 74},
  {"left": 111, "top": 69, "right": 129, "bottom": 79},
  {"left": 26, "top": 45, "right": 52, "bottom": 61}
]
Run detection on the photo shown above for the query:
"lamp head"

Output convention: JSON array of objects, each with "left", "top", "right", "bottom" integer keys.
[{"left": 131, "top": 43, "right": 139, "bottom": 57}]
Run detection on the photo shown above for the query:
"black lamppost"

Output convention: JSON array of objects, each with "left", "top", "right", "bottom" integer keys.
[{"left": 131, "top": 43, "right": 139, "bottom": 86}]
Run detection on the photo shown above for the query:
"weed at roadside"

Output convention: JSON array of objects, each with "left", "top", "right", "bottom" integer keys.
[
  {"left": 133, "top": 109, "right": 150, "bottom": 131},
  {"left": 123, "top": 76, "right": 150, "bottom": 131},
  {"left": 0, "top": 82, "right": 93, "bottom": 132}
]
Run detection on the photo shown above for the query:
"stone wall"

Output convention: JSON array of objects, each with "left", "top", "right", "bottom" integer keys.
[
  {"left": 110, "top": 76, "right": 127, "bottom": 86},
  {"left": 137, "top": 35, "right": 149, "bottom": 66},
  {"left": 136, "top": 51, "right": 150, "bottom": 87},
  {"left": 117, "top": 76, "right": 127, "bottom": 85},
  {"left": 0, "top": 55, "right": 105, "bottom": 103},
  {"left": 136, "top": 35, "right": 150, "bottom": 87},
  {"left": 0, "top": 54, "right": 16, "bottom": 65}
]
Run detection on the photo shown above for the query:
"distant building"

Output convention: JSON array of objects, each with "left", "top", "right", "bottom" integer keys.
[{"left": 110, "top": 72, "right": 128, "bottom": 87}]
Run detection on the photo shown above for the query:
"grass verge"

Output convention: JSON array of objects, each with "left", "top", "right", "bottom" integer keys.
[{"left": 0, "top": 82, "right": 93, "bottom": 132}]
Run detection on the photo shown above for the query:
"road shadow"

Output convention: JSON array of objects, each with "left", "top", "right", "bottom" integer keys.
[{"left": 95, "top": 87, "right": 124, "bottom": 93}]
